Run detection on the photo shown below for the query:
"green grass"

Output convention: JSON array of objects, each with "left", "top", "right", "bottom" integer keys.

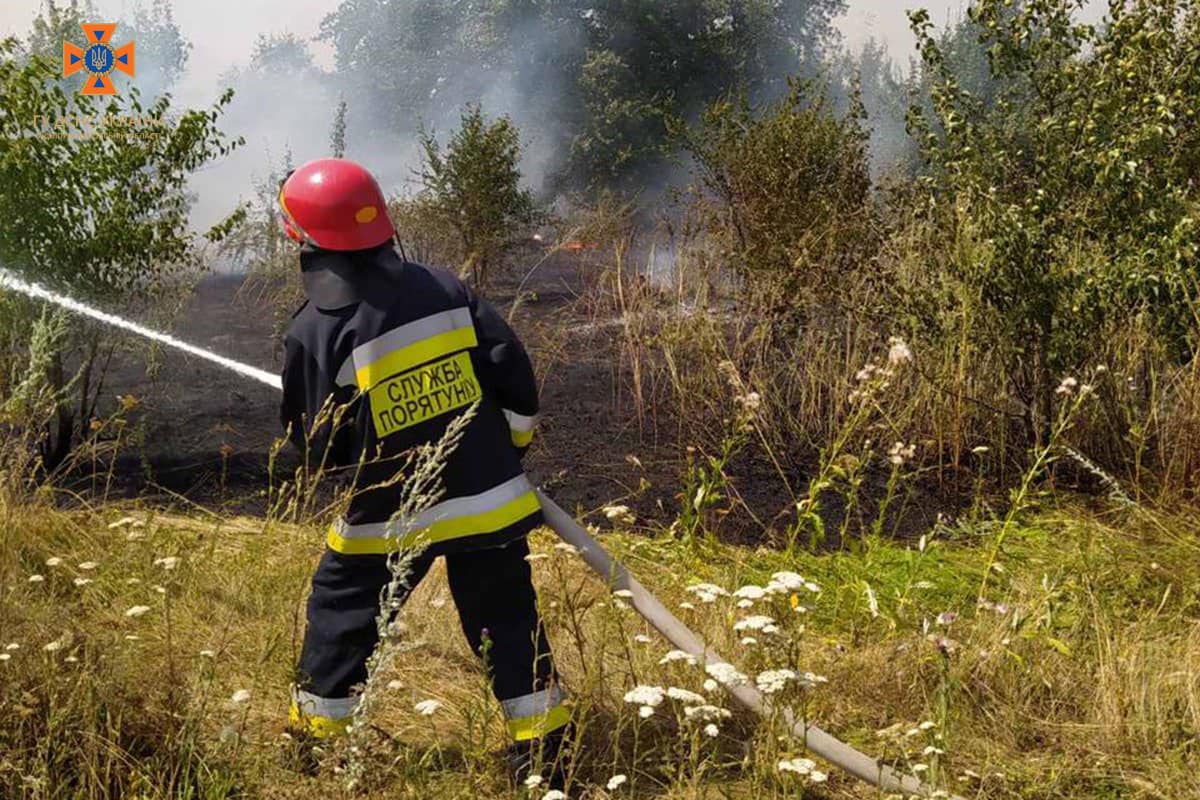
[{"left": 1, "top": 492, "right": 1197, "bottom": 799}]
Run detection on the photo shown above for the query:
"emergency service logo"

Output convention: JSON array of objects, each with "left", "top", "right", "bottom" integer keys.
[{"left": 63, "top": 24, "right": 135, "bottom": 96}]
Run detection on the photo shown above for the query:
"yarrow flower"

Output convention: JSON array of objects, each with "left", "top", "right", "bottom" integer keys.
[
  {"left": 659, "top": 650, "right": 697, "bottom": 666},
  {"left": 666, "top": 687, "right": 706, "bottom": 705},
  {"left": 732, "top": 585, "right": 766, "bottom": 601},
  {"left": 733, "top": 615, "right": 778, "bottom": 634},
  {"left": 888, "top": 336, "right": 913, "bottom": 366},
  {"left": 153, "top": 556, "right": 180, "bottom": 570},
  {"left": 524, "top": 774, "right": 544, "bottom": 788},
  {"left": 623, "top": 685, "right": 665, "bottom": 709},
  {"left": 606, "top": 774, "right": 627, "bottom": 790},
  {"left": 541, "top": 791, "right": 566, "bottom": 800},
  {"left": 685, "top": 583, "right": 727, "bottom": 603},
  {"left": 704, "top": 662, "right": 748, "bottom": 687},
  {"left": 755, "top": 669, "right": 797, "bottom": 694},
  {"left": 778, "top": 757, "right": 817, "bottom": 775},
  {"left": 683, "top": 704, "right": 731, "bottom": 722},
  {"left": 231, "top": 689, "right": 251, "bottom": 704},
  {"left": 767, "top": 571, "right": 805, "bottom": 592},
  {"left": 124, "top": 605, "right": 151, "bottom": 618},
  {"left": 45, "top": 557, "right": 63, "bottom": 567}
]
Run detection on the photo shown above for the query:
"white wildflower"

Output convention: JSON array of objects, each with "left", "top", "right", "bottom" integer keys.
[
  {"left": 755, "top": 669, "right": 797, "bottom": 694},
  {"left": 4, "top": 643, "right": 19, "bottom": 651},
  {"left": 769, "top": 571, "right": 805, "bottom": 591},
  {"left": 606, "top": 774, "right": 627, "bottom": 791},
  {"left": 633, "top": 634, "right": 652, "bottom": 644},
  {"left": 703, "top": 678, "right": 719, "bottom": 692},
  {"left": 541, "top": 791, "right": 566, "bottom": 800},
  {"left": 78, "top": 562, "right": 98, "bottom": 570},
  {"left": 704, "top": 723, "right": 719, "bottom": 737},
  {"left": 800, "top": 672, "right": 829, "bottom": 687},
  {"left": 919, "top": 720, "right": 937, "bottom": 730},
  {"left": 810, "top": 770, "right": 828, "bottom": 783},
  {"left": 732, "top": 615, "right": 775, "bottom": 632},
  {"left": 0, "top": 654, "right": 10, "bottom": 662},
  {"left": 124, "top": 605, "right": 151, "bottom": 618},
  {"left": 524, "top": 774, "right": 544, "bottom": 788},
  {"left": 666, "top": 687, "right": 706, "bottom": 705},
  {"left": 45, "top": 557, "right": 63, "bottom": 567},
  {"left": 414, "top": 699, "right": 442, "bottom": 716},
  {"left": 231, "top": 689, "right": 252, "bottom": 704},
  {"left": 613, "top": 589, "right": 634, "bottom": 599},
  {"left": 28, "top": 574, "right": 45, "bottom": 583},
  {"left": 704, "top": 662, "right": 748, "bottom": 687},
  {"left": 153, "top": 556, "right": 179, "bottom": 570},
  {"left": 43, "top": 640, "right": 63, "bottom": 652},
  {"left": 685, "top": 583, "right": 727, "bottom": 603},
  {"left": 638, "top": 705, "right": 654, "bottom": 718},
  {"left": 679, "top": 601, "right": 695, "bottom": 610},
  {"left": 623, "top": 685, "right": 665, "bottom": 708},
  {"left": 1056, "top": 376, "right": 1079, "bottom": 396},
  {"left": 740, "top": 636, "right": 758, "bottom": 646},
  {"left": 736, "top": 599, "right": 754, "bottom": 609},
  {"left": 199, "top": 650, "right": 216, "bottom": 658},
  {"left": 683, "top": 704, "right": 731, "bottom": 722},
  {"left": 73, "top": 578, "right": 92, "bottom": 587},
  {"left": 387, "top": 680, "right": 404, "bottom": 690},
  {"left": 732, "top": 585, "right": 766, "bottom": 601},
  {"left": 659, "top": 650, "right": 697, "bottom": 666},
  {"left": 778, "top": 757, "right": 816, "bottom": 775},
  {"left": 887, "top": 336, "right": 913, "bottom": 366}
]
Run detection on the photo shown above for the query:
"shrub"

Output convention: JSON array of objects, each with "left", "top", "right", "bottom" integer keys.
[
  {"left": 418, "top": 105, "right": 542, "bottom": 288},
  {"left": 679, "top": 80, "right": 875, "bottom": 318}
]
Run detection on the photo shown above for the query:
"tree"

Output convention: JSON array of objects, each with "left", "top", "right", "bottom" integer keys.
[
  {"left": 419, "top": 106, "right": 540, "bottom": 288},
  {"left": 0, "top": 37, "right": 238, "bottom": 468},
  {"left": 907, "top": 0, "right": 1200, "bottom": 445}
]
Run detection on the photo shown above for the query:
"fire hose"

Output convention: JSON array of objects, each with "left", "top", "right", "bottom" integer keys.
[{"left": 0, "top": 267, "right": 958, "bottom": 798}]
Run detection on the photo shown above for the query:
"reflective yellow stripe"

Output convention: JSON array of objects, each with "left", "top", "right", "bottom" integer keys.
[
  {"left": 356, "top": 326, "right": 478, "bottom": 390},
  {"left": 506, "top": 703, "right": 571, "bottom": 741},
  {"left": 327, "top": 490, "right": 541, "bottom": 555},
  {"left": 511, "top": 428, "right": 535, "bottom": 448},
  {"left": 289, "top": 701, "right": 352, "bottom": 739}
]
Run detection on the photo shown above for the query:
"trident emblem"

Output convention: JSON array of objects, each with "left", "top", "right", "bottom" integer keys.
[{"left": 63, "top": 23, "right": 135, "bottom": 96}]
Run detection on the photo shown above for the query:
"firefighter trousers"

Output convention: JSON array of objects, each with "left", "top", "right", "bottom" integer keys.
[{"left": 291, "top": 536, "right": 569, "bottom": 741}]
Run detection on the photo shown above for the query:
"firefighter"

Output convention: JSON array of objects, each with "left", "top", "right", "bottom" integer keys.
[{"left": 277, "top": 158, "right": 569, "bottom": 785}]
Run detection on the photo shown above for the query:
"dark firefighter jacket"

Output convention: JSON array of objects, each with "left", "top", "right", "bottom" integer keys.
[{"left": 280, "top": 242, "right": 542, "bottom": 558}]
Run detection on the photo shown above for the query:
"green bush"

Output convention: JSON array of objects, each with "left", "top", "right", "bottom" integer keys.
[
  {"left": 680, "top": 80, "right": 874, "bottom": 317},
  {"left": 0, "top": 37, "right": 237, "bottom": 469},
  {"left": 419, "top": 105, "right": 542, "bottom": 288}
]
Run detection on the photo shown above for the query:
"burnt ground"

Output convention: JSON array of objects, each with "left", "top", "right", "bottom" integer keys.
[
  {"left": 63, "top": 255, "right": 951, "bottom": 544},
  {"left": 64, "top": 257, "right": 690, "bottom": 530}
]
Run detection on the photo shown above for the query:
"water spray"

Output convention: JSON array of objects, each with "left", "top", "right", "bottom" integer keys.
[{"left": 0, "top": 266, "right": 957, "bottom": 799}]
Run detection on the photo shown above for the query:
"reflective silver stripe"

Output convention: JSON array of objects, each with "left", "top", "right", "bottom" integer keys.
[
  {"left": 352, "top": 307, "right": 474, "bottom": 368},
  {"left": 334, "top": 357, "right": 356, "bottom": 388},
  {"left": 501, "top": 686, "right": 566, "bottom": 720},
  {"left": 293, "top": 688, "right": 357, "bottom": 720},
  {"left": 333, "top": 474, "right": 535, "bottom": 540},
  {"left": 504, "top": 410, "right": 538, "bottom": 432}
]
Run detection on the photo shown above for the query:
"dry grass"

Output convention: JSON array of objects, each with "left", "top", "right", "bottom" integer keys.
[{"left": 1, "top": 484, "right": 1197, "bottom": 799}]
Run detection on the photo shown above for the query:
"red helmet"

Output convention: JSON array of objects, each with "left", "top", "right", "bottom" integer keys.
[{"left": 278, "top": 158, "right": 395, "bottom": 251}]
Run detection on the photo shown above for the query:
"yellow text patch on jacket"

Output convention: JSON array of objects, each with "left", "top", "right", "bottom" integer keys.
[{"left": 370, "top": 351, "right": 480, "bottom": 437}]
